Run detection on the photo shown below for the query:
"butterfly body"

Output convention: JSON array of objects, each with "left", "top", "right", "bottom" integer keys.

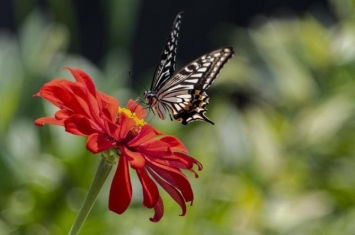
[{"left": 145, "top": 12, "right": 234, "bottom": 125}]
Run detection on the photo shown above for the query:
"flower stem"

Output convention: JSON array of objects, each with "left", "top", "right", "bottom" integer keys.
[{"left": 68, "top": 156, "right": 113, "bottom": 235}]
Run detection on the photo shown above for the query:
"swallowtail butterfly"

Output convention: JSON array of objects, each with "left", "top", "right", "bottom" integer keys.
[{"left": 144, "top": 12, "right": 234, "bottom": 125}]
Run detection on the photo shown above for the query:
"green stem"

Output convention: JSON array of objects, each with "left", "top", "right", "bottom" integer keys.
[{"left": 68, "top": 156, "right": 113, "bottom": 235}]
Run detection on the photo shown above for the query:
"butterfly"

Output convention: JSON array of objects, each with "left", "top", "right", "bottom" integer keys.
[{"left": 144, "top": 12, "right": 234, "bottom": 125}]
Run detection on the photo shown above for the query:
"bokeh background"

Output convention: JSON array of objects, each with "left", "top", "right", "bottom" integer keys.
[{"left": 2, "top": 0, "right": 355, "bottom": 234}]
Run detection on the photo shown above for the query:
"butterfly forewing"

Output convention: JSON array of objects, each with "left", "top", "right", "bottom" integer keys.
[
  {"left": 160, "top": 47, "right": 233, "bottom": 92},
  {"left": 151, "top": 12, "right": 183, "bottom": 91}
]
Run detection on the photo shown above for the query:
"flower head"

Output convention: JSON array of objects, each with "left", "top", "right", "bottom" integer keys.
[
  {"left": 34, "top": 67, "right": 120, "bottom": 153},
  {"left": 34, "top": 68, "right": 202, "bottom": 222}
]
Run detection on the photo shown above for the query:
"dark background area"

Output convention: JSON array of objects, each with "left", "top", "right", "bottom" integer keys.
[{"left": 0, "top": 0, "right": 332, "bottom": 79}]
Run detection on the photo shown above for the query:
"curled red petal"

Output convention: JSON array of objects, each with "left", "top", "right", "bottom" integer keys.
[
  {"left": 86, "top": 133, "right": 115, "bottom": 153},
  {"left": 146, "top": 161, "right": 194, "bottom": 202},
  {"left": 173, "top": 152, "right": 203, "bottom": 171},
  {"left": 109, "top": 155, "right": 132, "bottom": 214},
  {"left": 136, "top": 168, "right": 159, "bottom": 208},
  {"left": 158, "top": 152, "right": 202, "bottom": 173},
  {"left": 150, "top": 197, "right": 164, "bottom": 222},
  {"left": 148, "top": 168, "right": 186, "bottom": 216}
]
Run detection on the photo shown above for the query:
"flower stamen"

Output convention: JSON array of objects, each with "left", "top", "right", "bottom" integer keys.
[{"left": 118, "top": 107, "right": 146, "bottom": 126}]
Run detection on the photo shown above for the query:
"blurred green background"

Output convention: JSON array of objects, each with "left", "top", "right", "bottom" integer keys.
[{"left": 2, "top": 0, "right": 355, "bottom": 234}]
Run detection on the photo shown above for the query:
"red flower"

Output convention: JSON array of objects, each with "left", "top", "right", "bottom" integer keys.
[
  {"left": 34, "top": 67, "right": 120, "bottom": 153},
  {"left": 34, "top": 68, "right": 202, "bottom": 222}
]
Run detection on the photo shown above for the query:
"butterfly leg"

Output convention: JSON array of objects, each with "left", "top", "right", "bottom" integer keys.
[
  {"left": 135, "top": 97, "right": 152, "bottom": 109},
  {"left": 135, "top": 97, "right": 145, "bottom": 105}
]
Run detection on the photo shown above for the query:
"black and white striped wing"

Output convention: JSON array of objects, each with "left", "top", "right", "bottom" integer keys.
[
  {"left": 157, "top": 47, "right": 234, "bottom": 125},
  {"left": 151, "top": 12, "right": 183, "bottom": 91}
]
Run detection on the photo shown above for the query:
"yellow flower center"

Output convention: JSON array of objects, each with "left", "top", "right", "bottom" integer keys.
[{"left": 118, "top": 107, "right": 146, "bottom": 127}]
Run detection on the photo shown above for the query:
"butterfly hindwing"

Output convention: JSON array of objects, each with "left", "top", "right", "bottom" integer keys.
[
  {"left": 173, "top": 89, "right": 213, "bottom": 125},
  {"left": 151, "top": 12, "right": 183, "bottom": 91}
]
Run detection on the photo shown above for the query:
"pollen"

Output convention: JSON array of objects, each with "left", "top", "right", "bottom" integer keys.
[{"left": 118, "top": 107, "right": 147, "bottom": 126}]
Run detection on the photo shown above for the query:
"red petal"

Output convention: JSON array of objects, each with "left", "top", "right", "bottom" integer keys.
[
  {"left": 173, "top": 152, "right": 203, "bottom": 171},
  {"left": 39, "top": 82, "right": 91, "bottom": 117},
  {"left": 121, "top": 146, "right": 145, "bottom": 169},
  {"left": 102, "top": 118, "right": 121, "bottom": 140},
  {"left": 109, "top": 155, "right": 132, "bottom": 214},
  {"left": 146, "top": 161, "right": 194, "bottom": 202},
  {"left": 127, "top": 99, "right": 146, "bottom": 119},
  {"left": 117, "top": 113, "right": 136, "bottom": 140},
  {"left": 137, "top": 140, "right": 172, "bottom": 157},
  {"left": 153, "top": 128, "right": 164, "bottom": 135},
  {"left": 128, "top": 125, "right": 158, "bottom": 147},
  {"left": 86, "top": 133, "right": 115, "bottom": 153},
  {"left": 65, "top": 67, "right": 97, "bottom": 96},
  {"left": 148, "top": 168, "right": 186, "bottom": 217},
  {"left": 34, "top": 79, "right": 72, "bottom": 99},
  {"left": 55, "top": 109, "right": 73, "bottom": 120},
  {"left": 69, "top": 84, "right": 101, "bottom": 122},
  {"left": 150, "top": 197, "right": 164, "bottom": 222},
  {"left": 98, "top": 92, "right": 119, "bottom": 121},
  {"left": 160, "top": 136, "right": 188, "bottom": 153},
  {"left": 136, "top": 168, "right": 159, "bottom": 208},
  {"left": 154, "top": 152, "right": 202, "bottom": 173},
  {"left": 34, "top": 117, "right": 64, "bottom": 126},
  {"left": 64, "top": 114, "right": 101, "bottom": 136},
  {"left": 37, "top": 80, "right": 76, "bottom": 108}
]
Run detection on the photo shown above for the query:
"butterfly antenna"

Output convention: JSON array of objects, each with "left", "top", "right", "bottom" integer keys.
[
  {"left": 129, "top": 71, "right": 148, "bottom": 91},
  {"left": 131, "top": 97, "right": 145, "bottom": 115},
  {"left": 129, "top": 71, "right": 151, "bottom": 114}
]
